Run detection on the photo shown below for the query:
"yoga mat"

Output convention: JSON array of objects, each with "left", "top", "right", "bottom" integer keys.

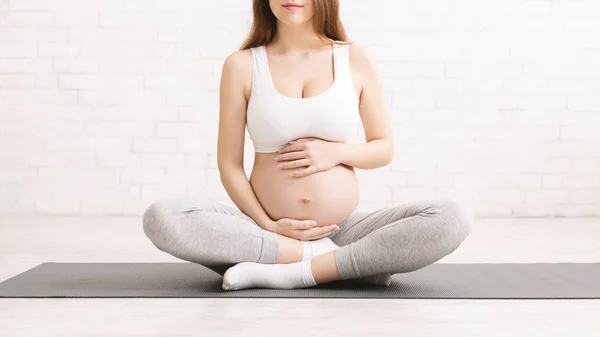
[{"left": 1, "top": 262, "right": 599, "bottom": 299}]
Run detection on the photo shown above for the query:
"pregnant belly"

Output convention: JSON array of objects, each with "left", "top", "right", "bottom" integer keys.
[{"left": 249, "top": 152, "right": 360, "bottom": 227}]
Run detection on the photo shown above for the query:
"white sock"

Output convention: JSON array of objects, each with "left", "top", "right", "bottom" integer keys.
[
  {"left": 301, "top": 237, "right": 339, "bottom": 261},
  {"left": 222, "top": 260, "right": 317, "bottom": 290}
]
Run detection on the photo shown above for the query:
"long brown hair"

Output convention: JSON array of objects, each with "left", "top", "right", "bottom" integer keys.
[{"left": 239, "top": 0, "right": 353, "bottom": 50}]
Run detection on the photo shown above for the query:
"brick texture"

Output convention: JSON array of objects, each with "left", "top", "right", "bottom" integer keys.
[{"left": 1, "top": 0, "right": 599, "bottom": 216}]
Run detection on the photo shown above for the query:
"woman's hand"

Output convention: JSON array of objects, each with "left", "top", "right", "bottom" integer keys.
[
  {"left": 274, "top": 137, "right": 344, "bottom": 178},
  {"left": 269, "top": 218, "right": 340, "bottom": 241}
]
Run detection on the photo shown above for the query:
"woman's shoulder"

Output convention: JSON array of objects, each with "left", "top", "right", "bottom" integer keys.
[
  {"left": 346, "top": 42, "right": 376, "bottom": 69},
  {"left": 221, "top": 48, "right": 254, "bottom": 97},
  {"left": 345, "top": 41, "right": 368, "bottom": 57},
  {"left": 333, "top": 40, "right": 371, "bottom": 59},
  {"left": 223, "top": 48, "right": 254, "bottom": 72}
]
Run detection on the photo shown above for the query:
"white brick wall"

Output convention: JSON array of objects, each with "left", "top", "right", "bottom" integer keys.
[{"left": 1, "top": 0, "right": 599, "bottom": 217}]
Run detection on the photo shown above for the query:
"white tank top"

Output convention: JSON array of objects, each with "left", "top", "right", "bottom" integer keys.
[{"left": 246, "top": 42, "right": 361, "bottom": 153}]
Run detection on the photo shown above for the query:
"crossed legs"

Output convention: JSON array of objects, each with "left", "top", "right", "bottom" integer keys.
[{"left": 142, "top": 197, "right": 474, "bottom": 289}]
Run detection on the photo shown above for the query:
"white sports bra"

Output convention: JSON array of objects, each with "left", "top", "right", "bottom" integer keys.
[{"left": 246, "top": 42, "right": 361, "bottom": 153}]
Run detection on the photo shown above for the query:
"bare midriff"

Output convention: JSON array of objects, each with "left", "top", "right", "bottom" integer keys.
[{"left": 249, "top": 151, "right": 360, "bottom": 227}]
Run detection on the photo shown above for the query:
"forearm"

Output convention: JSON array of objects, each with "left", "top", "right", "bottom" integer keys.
[
  {"left": 338, "top": 138, "right": 394, "bottom": 170},
  {"left": 218, "top": 166, "right": 275, "bottom": 231}
]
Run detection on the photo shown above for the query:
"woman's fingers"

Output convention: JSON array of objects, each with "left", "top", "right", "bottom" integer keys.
[
  {"left": 297, "top": 225, "right": 338, "bottom": 240},
  {"left": 276, "top": 150, "right": 306, "bottom": 162},
  {"left": 305, "top": 233, "right": 328, "bottom": 240},
  {"left": 279, "top": 159, "right": 311, "bottom": 169},
  {"left": 290, "top": 219, "right": 317, "bottom": 230}
]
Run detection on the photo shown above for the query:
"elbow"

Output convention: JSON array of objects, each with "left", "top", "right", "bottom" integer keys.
[
  {"left": 386, "top": 151, "right": 394, "bottom": 165},
  {"left": 217, "top": 161, "right": 244, "bottom": 176},
  {"left": 385, "top": 139, "right": 394, "bottom": 164}
]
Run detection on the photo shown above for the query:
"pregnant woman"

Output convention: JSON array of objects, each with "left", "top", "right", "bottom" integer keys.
[{"left": 143, "top": 0, "right": 474, "bottom": 290}]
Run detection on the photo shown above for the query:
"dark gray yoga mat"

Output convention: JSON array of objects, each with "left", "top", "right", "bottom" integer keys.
[{"left": 1, "top": 262, "right": 599, "bottom": 299}]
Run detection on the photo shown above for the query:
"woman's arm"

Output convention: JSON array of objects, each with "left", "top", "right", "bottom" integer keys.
[
  {"left": 339, "top": 43, "right": 394, "bottom": 170},
  {"left": 217, "top": 50, "right": 275, "bottom": 231}
]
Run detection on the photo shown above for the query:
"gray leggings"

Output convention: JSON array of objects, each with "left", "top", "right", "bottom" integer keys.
[{"left": 142, "top": 197, "right": 474, "bottom": 285}]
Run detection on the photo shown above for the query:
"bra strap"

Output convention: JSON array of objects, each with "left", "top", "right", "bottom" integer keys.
[
  {"left": 333, "top": 42, "right": 351, "bottom": 82},
  {"left": 250, "top": 45, "right": 269, "bottom": 78}
]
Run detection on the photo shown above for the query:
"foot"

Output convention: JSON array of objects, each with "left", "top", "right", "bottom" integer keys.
[{"left": 222, "top": 260, "right": 317, "bottom": 290}]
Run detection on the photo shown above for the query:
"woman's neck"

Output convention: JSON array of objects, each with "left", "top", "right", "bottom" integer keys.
[{"left": 270, "top": 19, "right": 326, "bottom": 53}]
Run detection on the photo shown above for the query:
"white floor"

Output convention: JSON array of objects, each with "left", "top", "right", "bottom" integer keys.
[{"left": 1, "top": 215, "right": 599, "bottom": 337}]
